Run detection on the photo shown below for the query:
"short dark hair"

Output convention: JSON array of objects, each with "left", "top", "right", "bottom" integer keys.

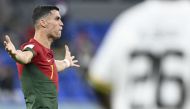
[{"left": 32, "top": 5, "right": 59, "bottom": 25}]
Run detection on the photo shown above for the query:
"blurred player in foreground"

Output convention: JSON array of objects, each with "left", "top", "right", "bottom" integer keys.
[
  {"left": 89, "top": 0, "right": 190, "bottom": 109},
  {"left": 4, "top": 5, "right": 80, "bottom": 109}
]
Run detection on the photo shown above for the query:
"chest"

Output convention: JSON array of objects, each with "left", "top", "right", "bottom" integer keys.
[{"left": 33, "top": 48, "right": 55, "bottom": 66}]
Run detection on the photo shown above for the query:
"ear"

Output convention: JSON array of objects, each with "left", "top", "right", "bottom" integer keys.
[{"left": 39, "top": 19, "right": 47, "bottom": 28}]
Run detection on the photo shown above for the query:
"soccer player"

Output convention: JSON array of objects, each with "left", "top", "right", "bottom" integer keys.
[
  {"left": 89, "top": 0, "right": 190, "bottom": 109},
  {"left": 3, "top": 5, "right": 80, "bottom": 109}
]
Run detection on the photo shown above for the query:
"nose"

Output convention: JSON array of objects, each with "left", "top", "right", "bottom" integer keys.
[{"left": 60, "top": 20, "right": 64, "bottom": 26}]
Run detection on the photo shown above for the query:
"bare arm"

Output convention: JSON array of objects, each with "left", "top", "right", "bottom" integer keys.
[
  {"left": 55, "top": 45, "right": 80, "bottom": 72},
  {"left": 4, "top": 35, "right": 33, "bottom": 64}
]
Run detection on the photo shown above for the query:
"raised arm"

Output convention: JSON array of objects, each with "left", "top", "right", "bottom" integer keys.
[
  {"left": 55, "top": 45, "right": 80, "bottom": 72},
  {"left": 4, "top": 35, "right": 33, "bottom": 64}
]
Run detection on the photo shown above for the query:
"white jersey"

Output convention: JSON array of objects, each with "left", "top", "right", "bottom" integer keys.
[{"left": 89, "top": 1, "right": 190, "bottom": 109}]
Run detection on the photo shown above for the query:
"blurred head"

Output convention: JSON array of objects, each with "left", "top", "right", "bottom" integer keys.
[{"left": 32, "top": 5, "right": 63, "bottom": 39}]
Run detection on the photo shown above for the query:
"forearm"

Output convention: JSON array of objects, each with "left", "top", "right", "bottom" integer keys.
[
  {"left": 14, "top": 50, "right": 33, "bottom": 64},
  {"left": 55, "top": 59, "right": 70, "bottom": 72}
]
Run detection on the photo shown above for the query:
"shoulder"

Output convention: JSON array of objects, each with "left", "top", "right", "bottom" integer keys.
[
  {"left": 21, "top": 39, "right": 39, "bottom": 50},
  {"left": 20, "top": 39, "right": 42, "bottom": 57}
]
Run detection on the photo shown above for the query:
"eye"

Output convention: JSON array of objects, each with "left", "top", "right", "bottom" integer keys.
[{"left": 55, "top": 16, "right": 61, "bottom": 20}]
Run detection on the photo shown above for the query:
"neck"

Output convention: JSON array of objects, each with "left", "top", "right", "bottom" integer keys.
[{"left": 33, "top": 30, "right": 53, "bottom": 49}]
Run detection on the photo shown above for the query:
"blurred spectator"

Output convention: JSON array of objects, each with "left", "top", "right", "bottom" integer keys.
[
  {"left": 0, "top": 0, "right": 13, "bottom": 25},
  {"left": 89, "top": 0, "right": 190, "bottom": 109},
  {"left": 73, "top": 29, "right": 95, "bottom": 75},
  {"left": 0, "top": 49, "right": 15, "bottom": 103}
]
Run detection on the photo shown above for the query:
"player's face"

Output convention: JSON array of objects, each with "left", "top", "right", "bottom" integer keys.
[{"left": 45, "top": 10, "right": 63, "bottom": 39}]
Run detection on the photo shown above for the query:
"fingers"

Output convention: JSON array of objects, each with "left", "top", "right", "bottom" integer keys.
[
  {"left": 5, "top": 35, "right": 11, "bottom": 43},
  {"left": 4, "top": 41, "right": 9, "bottom": 51},
  {"left": 65, "top": 45, "right": 69, "bottom": 51},
  {"left": 71, "top": 61, "right": 80, "bottom": 67},
  {"left": 72, "top": 60, "right": 78, "bottom": 63},
  {"left": 4, "top": 35, "right": 9, "bottom": 47},
  {"left": 4, "top": 35, "right": 11, "bottom": 49},
  {"left": 65, "top": 45, "right": 71, "bottom": 56},
  {"left": 4, "top": 40, "right": 10, "bottom": 52},
  {"left": 72, "top": 64, "right": 80, "bottom": 67},
  {"left": 71, "top": 59, "right": 80, "bottom": 67},
  {"left": 64, "top": 44, "right": 80, "bottom": 67},
  {"left": 4, "top": 41, "right": 7, "bottom": 46},
  {"left": 67, "top": 57, "right": 80, "bottom": 67},
  {"left": 3, "top": 35, "right": 16, "bottom": 56},
  {"left": 71, "top": 56, "right": 75, "bottom": 59}
]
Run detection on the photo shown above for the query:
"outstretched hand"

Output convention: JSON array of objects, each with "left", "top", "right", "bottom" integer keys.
[
  {"left": 4, "top": 35, "right": 17, "bottom": 58},
  {"left": 64, "top": 45, "right": 80, "bottom": 67}
]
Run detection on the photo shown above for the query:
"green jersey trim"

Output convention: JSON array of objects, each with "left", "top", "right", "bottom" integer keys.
[{"left": 23, "top": 47, "right": 36, "bottom": 58}]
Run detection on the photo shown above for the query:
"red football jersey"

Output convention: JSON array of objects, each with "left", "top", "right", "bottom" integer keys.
[{"left": 16, "top": 38, "right": 58, "bottom": 91}]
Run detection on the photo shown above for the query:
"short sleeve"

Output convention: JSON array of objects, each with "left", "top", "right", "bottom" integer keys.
[{"left": 22, "top": 44, "right": 36, "bottom": 58}]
